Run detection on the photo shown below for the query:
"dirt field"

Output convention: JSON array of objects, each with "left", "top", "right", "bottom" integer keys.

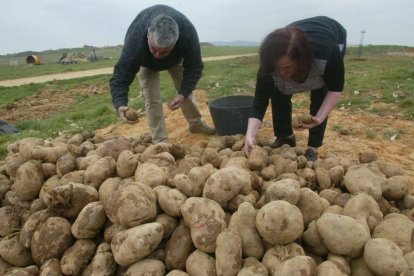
[{"left": 1, "top": 54, "right": 413, "bottom": 187}]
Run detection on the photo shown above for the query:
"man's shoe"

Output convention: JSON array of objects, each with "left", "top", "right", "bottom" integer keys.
[
  {"left": 270, "top": 135, "right": 296, "bottom": 148},
  {"left": 304, "top": 148, "right": 318, "bottom": 161},
  {"left": 189, "top": 121, "right": 216, "bottom": 135}
]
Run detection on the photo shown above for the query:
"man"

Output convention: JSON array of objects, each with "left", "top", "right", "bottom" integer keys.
[{"left": 110, "top": 5, "right": 215, "bottom": 143}]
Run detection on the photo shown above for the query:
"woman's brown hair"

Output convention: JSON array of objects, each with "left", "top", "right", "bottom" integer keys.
[{"left": 260, "top": 26, "right": 314, "bottom": 79}]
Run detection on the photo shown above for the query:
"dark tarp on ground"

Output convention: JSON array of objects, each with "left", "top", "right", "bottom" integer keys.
[{"left": 0, "top": 119, "right": 18, "bottom": 134}]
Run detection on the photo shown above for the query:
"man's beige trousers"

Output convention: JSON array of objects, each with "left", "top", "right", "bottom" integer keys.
[{"left": 138, "top": 64, "right": 202, "bottom": 143}]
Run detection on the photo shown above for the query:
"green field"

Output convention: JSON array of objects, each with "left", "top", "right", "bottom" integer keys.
[{"left": 0, "top": 44, "right": 413, "bottom": 158}]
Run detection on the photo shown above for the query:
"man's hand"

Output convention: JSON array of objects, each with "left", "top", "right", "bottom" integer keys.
[
  {"left": 117, "top": 106, "right": 139, "bottom": 124},
  {"left": 168, "top": 94, "right": 185, "bottom": 110}
]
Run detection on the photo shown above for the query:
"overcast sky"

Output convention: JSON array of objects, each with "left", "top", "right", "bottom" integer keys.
[{"left": 1, "top": 0, "right": 413, "bottom": 55}]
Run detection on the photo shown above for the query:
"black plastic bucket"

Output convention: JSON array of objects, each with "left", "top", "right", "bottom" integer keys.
[{"left": 208, "top": 95, "right": 254, "bottom": 136}]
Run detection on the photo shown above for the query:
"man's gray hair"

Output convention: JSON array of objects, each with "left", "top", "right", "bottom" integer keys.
[{"left": 148, "top": 15, "right": 179, "bottom": 48}]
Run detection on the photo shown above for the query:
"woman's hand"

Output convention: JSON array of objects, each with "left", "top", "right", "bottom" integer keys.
[
  {"left": 300, "top": 116, "right": 322, "bottom": 130},
  {"left": 243, "top": 135, "right": 256, "bottom": 156}
]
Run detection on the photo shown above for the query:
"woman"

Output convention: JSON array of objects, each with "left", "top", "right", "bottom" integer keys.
[{"left": 244, "top": 16, "right": 347, "bottom": 161}]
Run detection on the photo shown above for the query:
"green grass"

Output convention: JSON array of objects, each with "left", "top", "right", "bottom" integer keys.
[{"left": 0, "top": 45, "right": 413, "bottom": 158}]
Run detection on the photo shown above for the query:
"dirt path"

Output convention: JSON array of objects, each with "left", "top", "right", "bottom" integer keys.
[{"left": 0, "top": 54, "right": 257, "bottom": 87}]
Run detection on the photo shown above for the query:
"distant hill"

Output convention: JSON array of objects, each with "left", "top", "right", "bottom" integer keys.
[{"left": 207, "top": 41, "right": 260, "bottom": 47}]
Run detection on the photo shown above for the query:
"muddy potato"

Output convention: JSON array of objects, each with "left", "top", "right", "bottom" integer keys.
[
  {"left": 185, "top": 249, "right": 216, "bottom": 276},
  {"left": 30, "top": 145, "right": 68, "bottom": 163},
  {"left": 14, "top": 160, "right": 43, "bottom": 201},
  {"left": 203, "top": 166, "right": 251, "bottom": 206},
  {"left": 31, "top": 217, "right": 73, "bottom": 266},
  {"left": 60, "top": 239, "right": 96, "bottom": 275},
  {"left": 256, "top": 200, "right": 304, "bottom": 245},
  {"left": 316, "top": 212, "right": 370, "bottom": 257},
  {"left": 201, "top": 147, "right": 222, "bottom": 168},
  {"left": 265, "top": 178, "right": 301, "bottom": 205},
  {"left": 382, "top": 175, "right": 410, "bottom": 201},
  {"left": 181, "top": 197, "right": 226, "bottom": 253},
  {"left": 364, "top": 238, "right": 408, "bottom": 275},
  {"left": 215, "top": 228, "right": 242, "bottom": 276},
  {"left": 103, "top": 182, "right": 157, "bottom": 228},
  {"left": 96, "top": 137, "right": 132, "bottom": 160},
  {"left": 0, "top": 206, "right": 20, "bottom": 237},
  {"left": 135, "top": 162, "right": 167, "bottom": 188},
  {"left": 116, "top": 150, "right": 139, "bottom": 178},
  {"left": 71, "top": 201, "right": 107, "bottom": 239},
  {"left": 47, "top": 183, "right": 99, "bottom": 220},
  {"left": 166, "top": 270, "right": 189, "bottom": 276},
  {"left": 56, "top": 153, "right": 77, "bottom": 177},
  {"left": 302, "top": 220, "right": 329, "bottom": 256},
  {"left": 343, "top": 165, "right": 384, "bottom": 200},
  {"left": 297, "top": 187, "right": 329, "bottom": 226},
  {"left": 125, "top": 107, "right": 139, "bottom": 121},
  {"left": 238, "top": 257, "right": 268, "bottom": 276},
  {"left": 247, "top": 146, "right": 268, "bottom": 171},
  {"left": 39, "top": 258, "right": 62, "bottom": 276},
  {"left": 84, "top": 156, "right": 117, "bottom": 189},
  {"left": 155, "top": 214, "right": 178, "bottom": 239},
  {"left": 111, "top": 222, "right": 164, "bottom": 266},
  {"left": 4, "top": 265, "right": 39, "bottom": 276},
  {"left": 0, "top": 232, "right": 33, "bottom": 267},
  {"left": 90, "top": 243, "right": 117, "bottom": 276},
  {"left": 154, "top": 186, "right": 187, "bottom": 217},
  {"left": 164, "top": 220, "right": 194, "bottom": 271},
  {"left": 125, "top": 259, "right": 165, "bottom": 276},
  {"left": 174, "top": 164, "right": 215, "bottom": 197},
  {"left": 19, "top": 209, "right": 50, "bottom": 248}
]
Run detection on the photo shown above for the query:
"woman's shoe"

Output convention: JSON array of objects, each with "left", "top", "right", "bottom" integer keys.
[
  {"left": 304, "top": 148, "right": 318, "bottom": 161},
  {"left": 270, "top": 135, "right": 296, "bottom": 148}
]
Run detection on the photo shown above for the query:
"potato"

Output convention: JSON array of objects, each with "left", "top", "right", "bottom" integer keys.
[
  {"left": 125, "top": 259, "right": 165, "bottom": 276},
  {"left": 84, "top": 156, "right": 117, "bottom": 189},
  {"left": 30, "top": 145, "right": 68, "bottom": 163},
  {"left": 265, "top": 178, "right": 301, "bottom": 205},
  {"left": 302, "top": 220, "right": 329, "bottom": 256},
  {"left": 256, "top": 200, "right": 304, "bottom": 245},
  {"left": 103, "top": 182, "right": 157, "bottom": 228},
  {"left": 14, "top": 160, "right": 44, "bottom": 201},
  {"left": 96, "top": 137, "right": 132, "bottom": 160},
  {"left": 166, "top": 270, "right": 189, "bottom": 276},
  {"left": 111, "top": 222, "right": 163, "bottom": 266},
  {"left": 56, "top": 153, "right": 77, "bottom": 177},
  {"left": 316, "top": 212, "right": 370, "bottom": 257},
  {"left": 181, "top": 197, "right": 226, "bottom": 253},
  {"left": 274, "top": 256, "right": 316, "bottom": 276},
  {"left": 39, "top": 258, "right": 62, "bottom": 276},
  {"left": 90, "top": 243, "right": 117, "bottom": 276},
  {"left": 0, "top": 206, "right": 19, "bottom": 237},
  {"left": 238, "top": 257, "right": 268, "bottom": 276},
  {"left": 372, "top": 213, "right": 414, "bottom": 253},
  {"left": 343, "top": 165, "right": 384, "bottom": 200},
  {"left": 297, "top": 187, "right": 329, "bottom": 226},
  {"left": 201, "top": 147, "right": 222, "bottom": 168},
  {"left": 164, "top": 220, "right": 194, "bottom": 270},
  {"left": 215, "top": 228, "right": 242, "bottom": 276},
  {"left": 135, "top": 162, "right": 167, "bottom": 188},
  {"left": 4, "top": 265, "right": 39, "bottom": 275},
  {"left": 154, "top": 186, "right": 187, "bottom": 217},
  {"left": 203, "top": 166, "right": 251, "bottom": 206},
  {"left": 60, "top": 239, "right": 96, "bottom": 275},
  {"left": 125, "top": 107, "right": 139, "bottom": 121},
  {"left": 382, "top": 175, "right": 410, "bottom": 201},
  {"left": 116, "top": 150, "right": 139, "bottom": 178},
  {"left": 374, "top": 159, "right": 404, "bottom": 177},
  {"left": 228, "top": 202, "right": 264, "bottom": 259},
  {"left": 47, "top": 183, "right": 98, "bottom": 220},
  {"left": 364, "top": 238, "right": 408, "bottom": 275},
  {"left": 71, "top": 201, "right": 107, "bottom": 239},
  {"left": 174, "top": 164, "right": 215, "bottom": 197},
  {"left": 317, "top": 260, "right": 348, "bottom": 275},
  {"left": 31, "top": 217, "right": 74, "bottom": 266},
  {"left": 262, "top": 243, "right": 305, "bottom": 275},
  {"left": 19, "top": 209, "right": 50, "bottom": 248},
  {"left": 155, "top": 214, "right": 178, "bottom": 239},
  {"left": 343, "top": 193, "right": 383, "bottom": 231},
  {"left": 185, "top": 249, "right": 216, "bottom": 276},
  {"left": 247, "top": 146, "right": 268, "bottom": 171},
  {"left": 0, "top": 232, "right": 33, "bottom": 267}
]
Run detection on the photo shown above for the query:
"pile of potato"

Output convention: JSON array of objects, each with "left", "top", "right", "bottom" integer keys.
[{"left": 0, "top": 132, "right": 413, "bottom": 275}]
